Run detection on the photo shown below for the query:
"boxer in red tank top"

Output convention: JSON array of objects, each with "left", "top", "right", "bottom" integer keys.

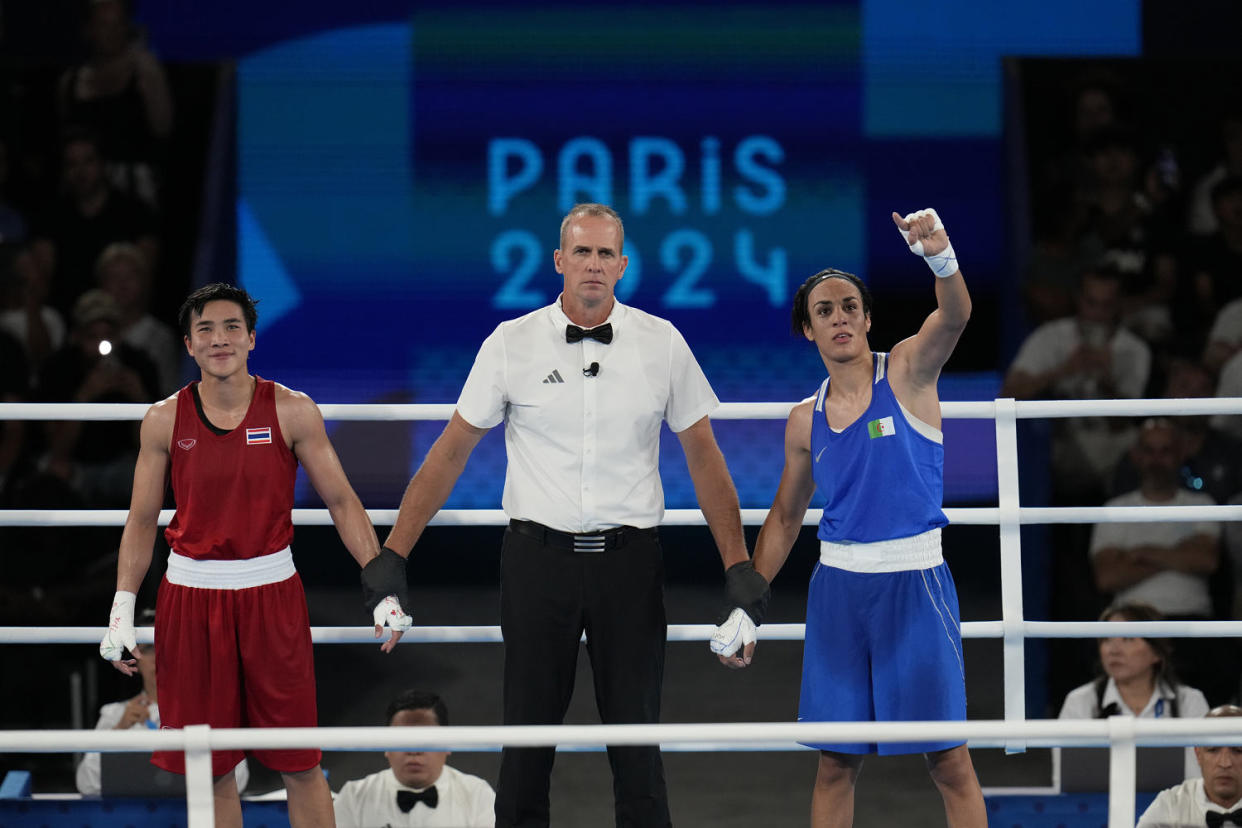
[{"left": 98, "top": 283, "right": 414, "bottom": 828}]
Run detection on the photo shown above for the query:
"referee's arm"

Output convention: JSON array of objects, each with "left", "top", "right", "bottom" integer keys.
[
  {"left": 677, "top": 415, "right": 748, "bottom": 569},
  {"left": 384, "top": 412, "right": 489, "bottom": 557}
]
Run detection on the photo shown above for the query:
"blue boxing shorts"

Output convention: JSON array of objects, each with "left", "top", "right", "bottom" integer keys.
[{"left": 797, "top": 558, "right": 967, "bottom": 755}]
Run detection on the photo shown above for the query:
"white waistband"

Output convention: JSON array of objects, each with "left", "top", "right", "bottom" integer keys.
[
  {"left": 166, "top": 547, "right": 295, "bottom": 590},
  {"left": 819, "top": 528, "right": 943, "bottom": 573}
]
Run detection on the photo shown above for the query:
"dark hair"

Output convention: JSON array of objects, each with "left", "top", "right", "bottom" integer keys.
[
  {"left": 385, "top": 689, "right": 449, "bottom": 727},
  {"left": 178, "top": 283, "right": 258, "bottom": 338},
  {"left": 790, "top": 268, "right": 872, "bottom": 335},
  {"left": 1093, "top": 601, "right": 1182, "bottom": 716}
]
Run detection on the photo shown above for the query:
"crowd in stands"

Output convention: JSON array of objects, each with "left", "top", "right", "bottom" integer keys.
[
  {"left": 0, "top": 0, "right": 179, "bottom": 632},
  {"left": 1005, "top": 69, "right": 1242, "bottom": 711}
]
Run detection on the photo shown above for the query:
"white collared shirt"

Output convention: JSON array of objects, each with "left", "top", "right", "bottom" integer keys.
[
  {"left": 334, "top": 765, "right": 495, "bottom": 828},
  {"left": 1058, "top": 678, "right": 1211, "bottom": 779},
  {"left": 456, "top": 297, "right": 718, "bottom": 532},
  {"left": 1138, "top": 778, "right": 1242, "bottom": 827}
]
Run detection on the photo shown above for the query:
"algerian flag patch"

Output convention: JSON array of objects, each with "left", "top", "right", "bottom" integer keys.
[{"left": 867, "top": 416, "right": 896, "bottom": 439}]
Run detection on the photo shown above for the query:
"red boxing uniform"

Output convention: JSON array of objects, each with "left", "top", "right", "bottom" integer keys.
[{"left": 154, "top": 378, "right": 321, "bottom": 776}]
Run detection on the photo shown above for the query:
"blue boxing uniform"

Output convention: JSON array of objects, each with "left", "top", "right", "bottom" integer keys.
[{"left": 798, "top": 351, "right": 967, "bottom": 755}]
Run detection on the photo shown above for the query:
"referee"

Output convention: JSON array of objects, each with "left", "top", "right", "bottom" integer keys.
[{"left": 382, "top": 203, "right": 766, "bottom": 828}]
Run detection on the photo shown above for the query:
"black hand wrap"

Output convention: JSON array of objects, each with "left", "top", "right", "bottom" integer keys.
[
  {"left": 718, "top": 560, "right": 770, "bottom": 626},
  {"left": 361, "top": 546, "right": 410, "bottom": 614}
]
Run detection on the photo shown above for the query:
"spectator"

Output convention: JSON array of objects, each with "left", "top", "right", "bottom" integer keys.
[
  {"left": 1137, "top": 705, "right": 1242, "bottom": 828},
  {"left": 0, "top": 242, "right": 65, "bottom": 378},
  {"left": 36, "top": 288, "right": 158, "bottom": 506},
  {"left": 95, "top": 242, "right": 176, "bottom": 394},
  {"left": 1002, "top": 266, "right": 1152, "bottom": 503},
  {"left": 1204, "top": 296, "right": 1242, "bottom": 377},
  {"left": 57, "top": 0, "right": 172, "bottom": 208},
  {"left": 1074, "top": 125, "right": 1178, "bottom": 345},
  {"left": 333, "top": 690, "right": 495, "bottom": 828},
  {"left": 1059, "top": 601, "right": 1210, "bottom": 780},
  {"left": 1187, "top": 111, "right": 1242, "bottom": 237},
  {"left": 29, "top": 128, "right": 158, "bottom": 318},
  {"left": 75, "top": 634, "right": 249, "bottom": 796},
  {"left": 1212, "top": 350, "right": 1242, "bottom": 442},
  {"left": 1090, "top": 418, "right": 1236, "bottom": 705},
  {"left": 1110, "top": 360, "right": 1242, "bottom": 507},
  {"left": 1178, "top": 175, "right": 1242, "bottom": 355}
]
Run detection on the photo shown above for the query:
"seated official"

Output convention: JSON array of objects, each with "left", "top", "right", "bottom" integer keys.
[
  {"left": 1138, "top": 705, "right": 1242, "bottom": 827},
  {"left": 75, "top": 638, "right": 248, "bottom": 795},
  {"left": 334, "top": 689, "right": 494, "bottom": 828},
  {"left": 1059, "top": 602, "right": 1210, "bottom": 779}
]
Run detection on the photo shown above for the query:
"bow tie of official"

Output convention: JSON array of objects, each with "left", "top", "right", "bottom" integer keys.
[
  {"left": 396, "top": 786, "right": 438, "bottom": 812},
  {"left": 566, "top": 323, "right": 612, "bottom": 344},
  {"left": 1207, "top": 809, "right": 1242, "bottom": 828}
]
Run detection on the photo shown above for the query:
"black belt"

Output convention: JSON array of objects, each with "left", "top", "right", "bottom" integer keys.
[{"left": 507, "top": 519, "right": 656, "bottom": 553}]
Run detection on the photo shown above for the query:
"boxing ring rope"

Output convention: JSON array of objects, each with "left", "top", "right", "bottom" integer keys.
[
  {"left": 3, "top": 397, "right": 1242, "bottom": 828},
  {"left": 4, "top": 718, "right": 1242, "bottom": 828}
]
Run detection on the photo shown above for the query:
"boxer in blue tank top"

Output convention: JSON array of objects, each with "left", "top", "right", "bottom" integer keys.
[{"left": 710, "top": 209, "right": 986, "bottom": 828}]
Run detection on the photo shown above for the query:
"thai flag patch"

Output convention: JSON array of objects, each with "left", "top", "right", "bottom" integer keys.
[{"left": 245, "top": 427, "right": 272, "bottom": 445}]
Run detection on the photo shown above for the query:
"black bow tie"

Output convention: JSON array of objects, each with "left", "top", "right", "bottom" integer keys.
[
  {"left": 1207, "top": 810, "right": 1242, "bottom": 828},
  {"left": 396, "top": 786, "right": 438, "bottom": 812},
  {"left": 566, "top": 323, "right": 613, "bottom": 344}
]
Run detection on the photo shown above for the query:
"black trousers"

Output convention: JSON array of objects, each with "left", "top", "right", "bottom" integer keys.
[{"left": 494, "top": 523, "right": 671, "bottom": 828}]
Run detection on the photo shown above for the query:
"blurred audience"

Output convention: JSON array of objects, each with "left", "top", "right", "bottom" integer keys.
[
  {"left": 1003, "top": 266, "right": 1152, "bottom": 504},
  {"left": 1111, "top": 360, "right": 1242, "bottom": 507},
  {"left": 57, "top": 0, "right": 172, "bottom": 208},
  {"left": 1059, "top": 602, "right": 1210, "bottom": 780},
  {"left": 35, "top": 288, "right": 158, "bottom": 507},
  {"left": 29, "top": 127, "right": 158, "bottom": 318},
  {"left": 1177, "top": 175, "right": 1242, "bottom": 356},
  {"left": 95, "top": 241, "right": 177, "bottom": 395},
  {"left": 0, "top": 242, "right": 66, "bottom": 379},
  {"left": 1187, "top": 110, "right": 1242, "bottom": 237},
  {"left": 1090, "top": 418, "right": 1236, "bottom": 705}
]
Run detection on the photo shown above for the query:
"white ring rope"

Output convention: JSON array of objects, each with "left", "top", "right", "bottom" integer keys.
[
  {"left": 3, "top": 504, "right": 1242, "bottom": 527},
  {"left": 3, "top": 717, "right": 1242, "bottom": 754},
  {"left": 1, "top": 397, "right": 1240, "bottom": 421},
  {"left": 5, "top": 620, "right": 1242, "bottom": 646}
]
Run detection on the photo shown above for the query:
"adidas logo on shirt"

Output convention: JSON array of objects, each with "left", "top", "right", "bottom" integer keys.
[{"left": 542, "top": 369, "right": 565, "bottom": 384}]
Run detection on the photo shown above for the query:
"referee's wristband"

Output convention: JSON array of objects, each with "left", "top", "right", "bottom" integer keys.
[{"left": 926, "top": 239, "right": 959, "bottom": 279}]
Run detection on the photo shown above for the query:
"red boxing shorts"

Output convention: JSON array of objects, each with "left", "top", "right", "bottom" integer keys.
[{"left": 153, "top": 570, "right": 321, "bottom": 776}]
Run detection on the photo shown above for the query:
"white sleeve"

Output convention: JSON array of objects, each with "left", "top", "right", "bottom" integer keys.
[
  {"left": 467, "top": 776, "right": 497, "bottom": 827},
  {"left": 1008, "top": 324, "right": 1064, "bottom": 377},
  {"left": 1135, "top": 790, "right": 1177, "bottom": 828},
  {"left": 332, "top": 780, "right": 363, "bottom": 828},
  {"left": 75, "top": 753, "right": 101, "bottom": 795},
  {"left": 456, "top": 329, "right": 508, "bottom": 429},
  {"left": 1115, "top": 340, "right": 1151, "bottom": 399},
  {"left": 76, "top": 702, "right": 126, "bottom": 794},
  {"left": 663, "top": 326, "right": 718, "bottom": 433},
  {"left": 1057, "top": 683, "right": 1097, "bottom": 719}
]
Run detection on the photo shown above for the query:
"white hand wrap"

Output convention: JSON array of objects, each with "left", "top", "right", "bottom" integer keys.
[
  {"left": 373, "top": 595, "right": 413, "bottom": 634},
  {"left": 100, "top": 590, "right": 137, "bottom": 661},
  {"left": 710, "top": 607, "right": 757, "bottom": 657},
  {"left": 898, "top": 207, "right": 959, "bottom": 278}
]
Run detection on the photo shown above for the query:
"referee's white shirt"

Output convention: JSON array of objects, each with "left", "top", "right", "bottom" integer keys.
[
  {"left": 456, "top": 297, "right": 718, "bottom": 533},
  {"left": 1138, "top": 777, "right": 1240, "bottom": 827}
]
